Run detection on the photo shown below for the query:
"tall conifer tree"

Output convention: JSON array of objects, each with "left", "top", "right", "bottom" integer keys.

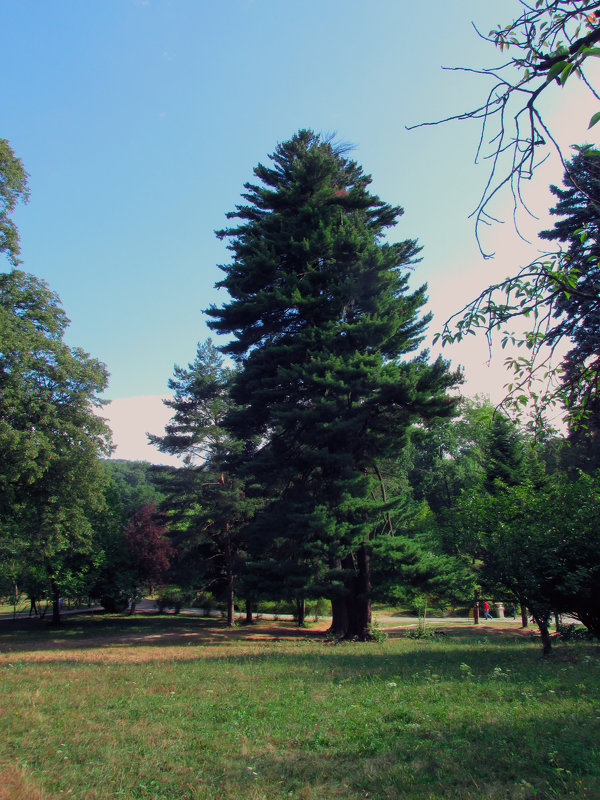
[
  {"left": 539, "top": 148, "right": 600, "bottom": 469},
  {"left": 149, "top": 340, "right": 255, "bottom": 626},
  {"left": 206, "top": 131, "right": 459, "bottom": 638}
]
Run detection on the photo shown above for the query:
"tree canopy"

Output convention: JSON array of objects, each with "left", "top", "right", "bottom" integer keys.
[
  {"left": 0, "top": 139, "right": 29, "bottom": 266},
  {"left": 0, "top": 269, "right": 112, "bottom": 622},
  {"left": 205, "top": 130, "right": 460, "bottom": 638}
]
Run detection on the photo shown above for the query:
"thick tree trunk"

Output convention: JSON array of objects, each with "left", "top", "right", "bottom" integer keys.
[
  {"left": 329, "top": 595, "right": 350, "bottom": 638},
  {"left": 473, "top": 589, "right": 479, "bottom": 625},
  {"left": 328, "top": 547, "right": 372, "bottom": 640}
]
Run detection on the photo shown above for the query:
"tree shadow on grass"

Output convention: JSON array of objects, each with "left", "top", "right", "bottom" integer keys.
[
  {"left": 243, "top": 707, "right": 599, "bottom": 800},
  {"left": 0, "top": 613, "right": 333, "bottom": 656},
  {"left": 0, "top": 613, "right": 596, "bottom": 679}
]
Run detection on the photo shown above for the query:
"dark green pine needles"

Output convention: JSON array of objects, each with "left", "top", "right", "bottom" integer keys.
[{"left": 206, "top": 130, "right": 461, "bottom": 638}]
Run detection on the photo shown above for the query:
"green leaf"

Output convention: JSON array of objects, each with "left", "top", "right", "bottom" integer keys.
[
  {"left": 588, "top": 111, "right": 600, "bottom": 129},
  {"left": 560, "top": 63, "right": 574, "bottom": 85},
  {"left": 547, "top": 60, "right": 568, "bottom": 81}
]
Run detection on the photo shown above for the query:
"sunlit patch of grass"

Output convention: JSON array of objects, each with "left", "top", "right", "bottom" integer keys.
[
  {"left": 0, "top": 763, "right": 42, "bottom": 799},
  {"left": 1, "top": 614, "right": 599, "bottom": 799}
]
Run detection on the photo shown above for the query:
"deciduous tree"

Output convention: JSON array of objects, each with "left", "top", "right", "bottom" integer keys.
[
  {"left": 0, "top": 270, "right": 111, "bottom": 623},
  {"left": 0, "top": 139, "right": 29, "bottom": 265}
]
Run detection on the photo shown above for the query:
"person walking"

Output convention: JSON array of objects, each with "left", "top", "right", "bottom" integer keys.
[{"left": 483, "top": 600, "right": 492, "bottom": 621}]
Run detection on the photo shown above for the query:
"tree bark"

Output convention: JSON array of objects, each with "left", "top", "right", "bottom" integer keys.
[
  {"left": 519, "top": 596, "right": 528, "bottom": 628},
  {"left": 352, "top": 543, "right": 372, "bottom": 640},
  {"left": 225, "top": 532, "right": 235, "bottom": 627},
  {"left": 50, "top": 577, "right": 61, "bottom": 626},
  {"left": 244, "top": 597, "right": 253, "bottom": 625},
  {"left": 329, "top": 555, "right": 350, "bottom": 638},
  {"left": 529, "top": 607, "right": 552, "bottom": 654},
  {"left": 537, "top": 618, "right": 553, "bottom": 656},
  {"left": 329, "top": 596, "right": 350, "bottom": 638},
  {"left": 328, "top": 548, "right": 372, "bottom": 640},
  {"left": 296, "top": 596, "right": 306, "bottom": 627},
  {"left": 473, "top": 589, "right": 479, "bottom": 625}
]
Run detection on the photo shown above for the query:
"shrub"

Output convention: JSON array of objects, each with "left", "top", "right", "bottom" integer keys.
[
  {"left": 557, "top": 622, "right": 596, "bottom": 642},
  {"left": 155, "top": 587, "right": 183, "bottom": 614}
]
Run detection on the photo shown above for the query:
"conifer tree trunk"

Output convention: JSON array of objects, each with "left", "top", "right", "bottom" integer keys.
[
  {"left": 226, "top": 579, "right": 235, "bottom": 627},
  {"left": 296, "top": 596, "right": 306, "bottom": 627},
  {"left": 330, "top": 596, "right": 350, "bottom": 638},
  {"left": 329, "top": 558, "right": 350, "bottom": 637},
  {"left": 329, "top": 549, "right": 372, "bottom": 640},
  {"left": 473, "top": 589, "right": 479, "bottom": 625},
  {"left": 225, "top": 534, "right": 235, "bottom": 627},
  {"left": 354, "top": 543, "right": 372, "bottom": 640}
]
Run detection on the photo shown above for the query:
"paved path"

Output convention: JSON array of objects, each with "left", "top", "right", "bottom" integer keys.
[{"left": 1, "top": 598, "right": 526, "bottom": 626}]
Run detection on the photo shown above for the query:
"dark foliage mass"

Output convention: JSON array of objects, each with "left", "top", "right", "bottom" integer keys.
[{"left": 1, "top": 133, "right": 598, "bottom": 652}]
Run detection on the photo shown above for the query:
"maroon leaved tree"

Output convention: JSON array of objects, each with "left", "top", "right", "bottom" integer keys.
[{"left": 125, "top": 503, "right": 173, "bottom": 613}]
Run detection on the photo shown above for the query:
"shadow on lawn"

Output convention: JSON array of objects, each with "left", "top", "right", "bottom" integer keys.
[
  {"left": 0, "top": 612, "right": 590, "bottom": 672},
  {"left": 0, "top": 612, "right": 333, "bottom": 653},
  {"left": 244, "top": 706, "right": 599, "bottom": 800}
]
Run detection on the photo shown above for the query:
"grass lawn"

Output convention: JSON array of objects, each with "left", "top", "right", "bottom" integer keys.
[{"left": 0, "top": 614, "right": 598, "bottom": 800}]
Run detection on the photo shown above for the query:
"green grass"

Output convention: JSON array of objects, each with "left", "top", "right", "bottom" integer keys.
[
  {"left": 0, "top": 599, "right": 31, "bottom": 615},
  {"left": 1, "top": 614, "right": 598, "bottom": 800}
]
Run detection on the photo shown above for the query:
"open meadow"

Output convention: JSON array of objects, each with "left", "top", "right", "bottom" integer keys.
[{"left": 0, "top": 613, "right": 598, "bottom": 800}]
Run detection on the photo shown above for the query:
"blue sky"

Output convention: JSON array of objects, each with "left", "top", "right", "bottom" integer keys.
[{"left": 3, "top": 1, "right": 595, "bottom": 463}]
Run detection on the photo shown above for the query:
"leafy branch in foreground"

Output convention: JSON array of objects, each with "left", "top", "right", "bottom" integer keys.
[
  {"left": 433, "top": 252, "right": 577, "bottom": 428},
  {"left": 435, "top": 146, "right": 600, "bottom": 435},
  {"left": 409, "top": 1, "right": 600, "bottom": 254}
]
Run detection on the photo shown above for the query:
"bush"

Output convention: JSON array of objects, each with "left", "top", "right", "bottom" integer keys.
[
  {"left": 307, "top": 597, "right": 329, "bottom": 622},
  {"left": 557, "top": 622, "right": 596, "bottom": 642},
  {"left": 155, "top": 587, "right": 183, "bottom": 614},
  {"left": 191, "top": 591, "right": 215, "bottom": 612},
  {"left": 100, "top": 594, "right": 129, "bottom": 613}
]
